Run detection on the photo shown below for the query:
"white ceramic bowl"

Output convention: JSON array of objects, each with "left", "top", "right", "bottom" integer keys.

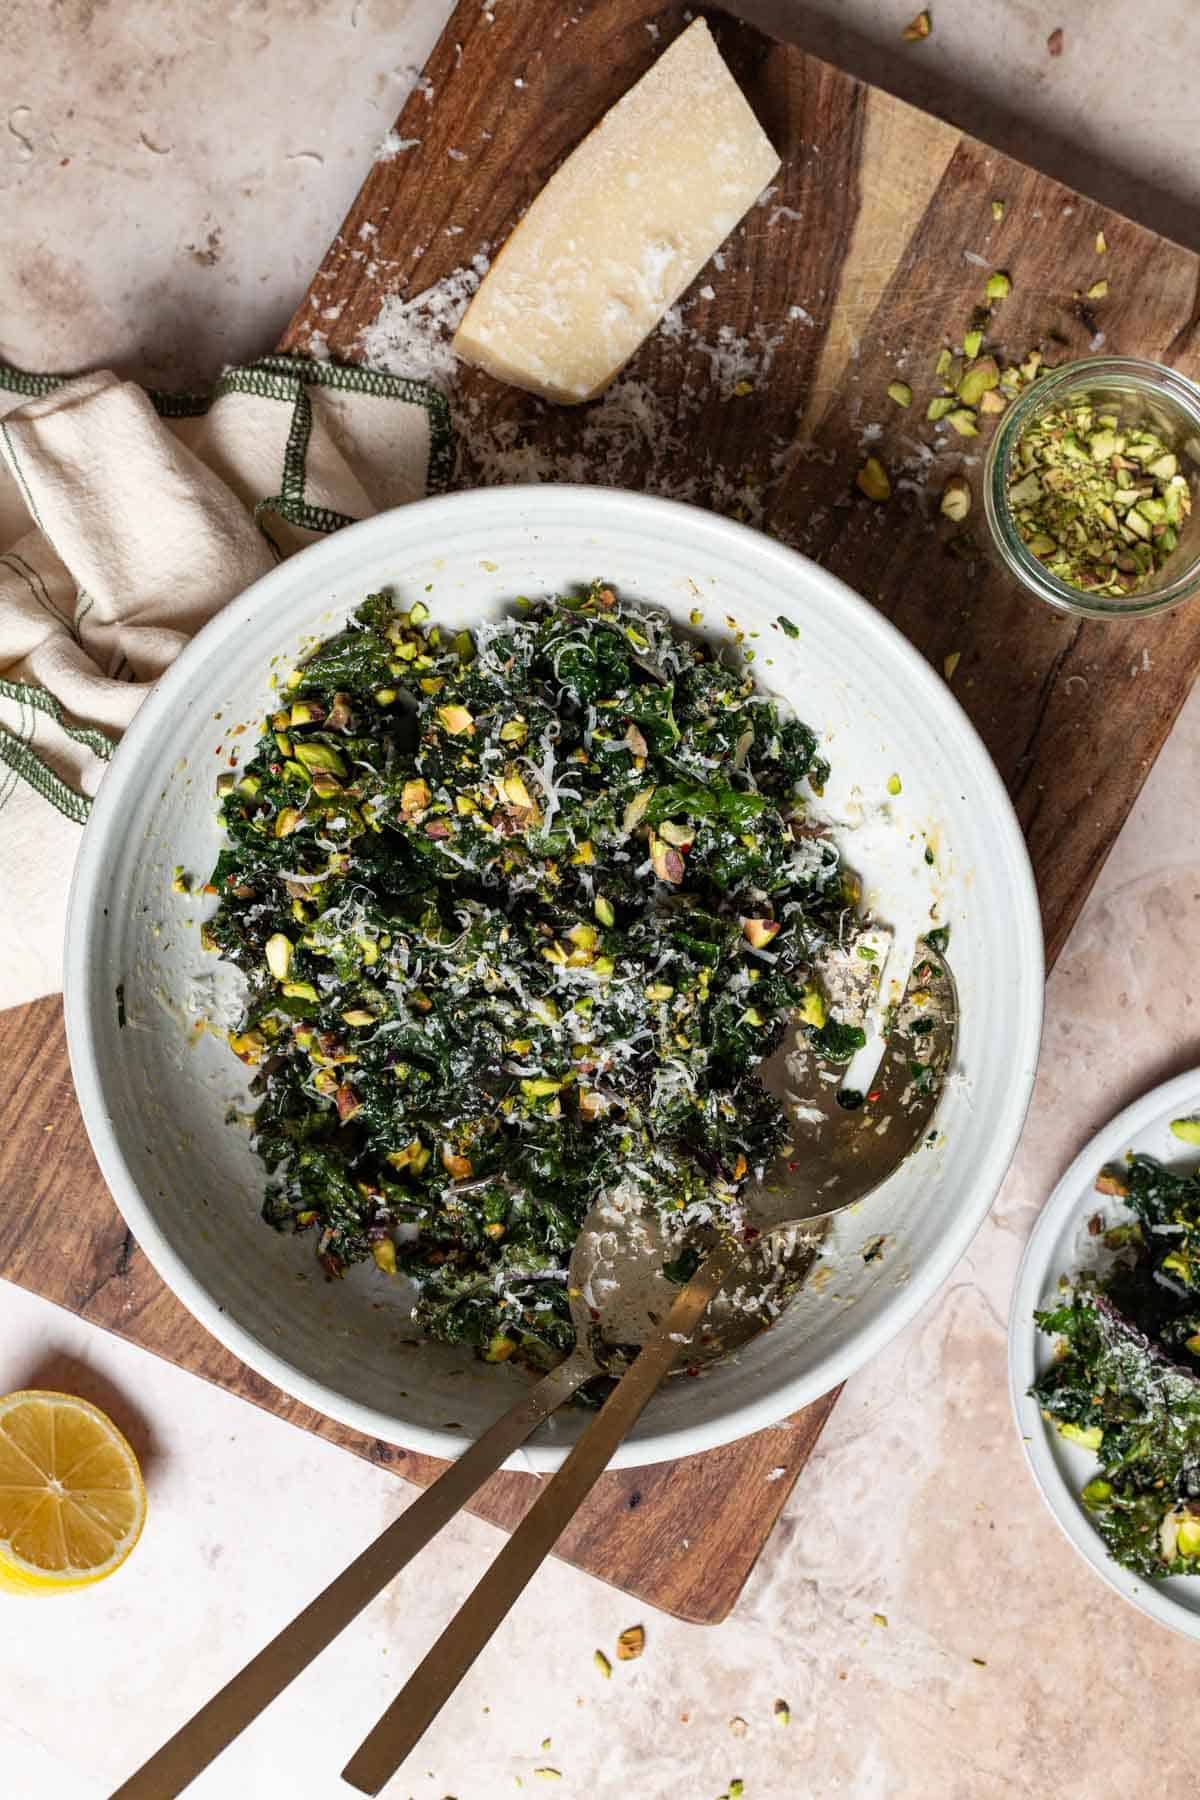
[
  {"left": 1010, "top": 1067, "right": 1200, "bottom": 1641},
  {"left": 65, "top": 486, "right": 1043, "bottom": 1470}
]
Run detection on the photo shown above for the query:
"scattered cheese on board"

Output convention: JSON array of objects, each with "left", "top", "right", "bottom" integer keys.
[{"left": 451, "top": 18, "right": 780, "bottom": 404}]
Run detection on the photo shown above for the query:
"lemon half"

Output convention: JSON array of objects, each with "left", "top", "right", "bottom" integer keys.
[{"left": 0, "top": 1389, "right": 146, "bottom": 1594}]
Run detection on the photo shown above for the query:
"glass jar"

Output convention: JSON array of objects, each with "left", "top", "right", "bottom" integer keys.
[{"left": 983, "top": 356, "right": 1200, "bottom": 620}]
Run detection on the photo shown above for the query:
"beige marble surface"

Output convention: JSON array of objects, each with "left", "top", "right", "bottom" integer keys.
[{"left": 4, "top": 2, "right": 1200, "bottom": 1797}]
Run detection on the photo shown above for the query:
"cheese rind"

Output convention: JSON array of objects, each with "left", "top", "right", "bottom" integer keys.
[{"left": 452, "top": 19, "right": 781, "bottom": 405}]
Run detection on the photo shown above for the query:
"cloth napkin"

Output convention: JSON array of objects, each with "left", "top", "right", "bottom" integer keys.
[{"left": 0, "top": 355, "right": 451, "bottom": 1010}]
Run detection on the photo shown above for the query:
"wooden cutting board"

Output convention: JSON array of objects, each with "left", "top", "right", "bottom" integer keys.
[{"left": 5, "top": 0, "right": 1200, "bottom": 1625}]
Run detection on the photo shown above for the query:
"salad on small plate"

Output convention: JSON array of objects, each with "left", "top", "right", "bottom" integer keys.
[{"left": 1011, "top": 1067, "right": 1200, "bottom": 1640}]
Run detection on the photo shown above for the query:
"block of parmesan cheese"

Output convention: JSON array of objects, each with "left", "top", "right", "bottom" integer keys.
[{"left": 451, "top": 18, "right": 780, "bottom": 404}]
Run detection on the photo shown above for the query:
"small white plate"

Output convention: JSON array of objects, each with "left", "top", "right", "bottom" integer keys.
[{"left": 1010, "top": 1066, "right": 1200, "bottom": 1640}]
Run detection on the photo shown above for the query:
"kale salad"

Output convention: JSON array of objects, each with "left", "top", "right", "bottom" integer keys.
[
  {"left": 1034, "top": 1146, "right": 1200, "bottom": 1578},
  {"left": 203, "top": 582, "right": 861, "bottom": 1374}
]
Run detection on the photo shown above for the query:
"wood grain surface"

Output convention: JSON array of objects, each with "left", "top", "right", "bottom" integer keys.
[{"left": 5, "top": 0, "right": 1200, "bottom": 1624}]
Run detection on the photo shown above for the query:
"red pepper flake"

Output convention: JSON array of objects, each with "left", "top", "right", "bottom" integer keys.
[
  {"left": 1047, "top": 25, "right": 1064, "bottom": 54},
  {"left": 868, "top": 1089, "right": 882, "bottom": 1103}
]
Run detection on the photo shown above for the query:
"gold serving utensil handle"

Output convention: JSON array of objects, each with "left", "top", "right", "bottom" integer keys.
[
  {"left": 340, "top": 1240, "right": 743, "bottom": 1795},
  {"left": 110, "top": 1350, "right": 592, "bottom": 1800}
]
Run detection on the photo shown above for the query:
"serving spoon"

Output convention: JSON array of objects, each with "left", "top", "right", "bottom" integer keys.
[
  {"left": 342, "top": 947, "right": 957, "bottom": 1793},
  {"left": 112, "top": 948, "right": 954, "bottom": 1800}
]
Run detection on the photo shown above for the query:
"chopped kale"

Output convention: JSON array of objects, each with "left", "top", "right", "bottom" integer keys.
[{"left": 205, "top": 583, "right": 850, "bottom": 1373}]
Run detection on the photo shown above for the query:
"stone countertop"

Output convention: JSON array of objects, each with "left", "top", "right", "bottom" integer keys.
[{"left": 4, "top": 2, "right": 1200, "bottom": 1796}]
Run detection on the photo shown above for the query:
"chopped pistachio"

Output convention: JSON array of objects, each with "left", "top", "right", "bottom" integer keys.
[
  {"left": 945, "top": 409, "right": 980, "bottom": 438},
  {"left": 934, "top": 348, "right": 953, "bottom": 380},
  {"left": 594, "top": 895, "right": 615, "bottom": 927},
  {"left": 985, "top": 270, "right": 1011, "bottom": 300},
  {"left": 872, "top": 1611, "right": 889, "bottom": 1628},
  {"left": 622, "top": 787, "right": 654, "bottom": 834},
  {"left": 979, "top": 389, "right": 1008, "bottom": 416},
  {"left": 1056, "top": 1420, "right": 1103, "bottom": 1450},
  {"left": 594, "top": 1649, "right": 613, "bottom": 1679},
  {"left": 500, "top": 717, "right": 529, "bottom": 744},
  {"left": 991, "top": 199, "right": 1005, "bottom": 222},
  {"left": 940, "top": 476, "right": 972, "bottom": 522},
  {"left": 274, "top": 805, "right": 302, "bottom": 839},
  {"left": 294, "top": 741, "right": 347, "bottom": 774},
  {"left": 886, "top": 774, "right": 902, "bottom": 796},
  {"left": 265, "top": 932, "right": 293, "bottom": 981},
  {"left": 1095, "top": 230, "right": 1107, "bottom": 255},
  {"left": 369, "top": 1239, "right": 398, "bottom": 1278},
  {"left": 1087, "top": 278, "right": 1109, "bottom": 300},
  {"left": 962, "top": 328, "right": 983, "bottom": 360},
  {"left": 742, "top": 917, "right": 781, "bottom": 948},
  {"left": 958, "top": 356, "right": 999, "bottom": 406},
  {"left": 616, "top": 1624, "right": 646, "bottom": 1661},
  {"left": 437, "top": 703, "right": 475, "bottom": 735},
  {"left": 500, "top": 771, "right": 535, "bottom": 809},
  {"left": 1081, "top": 1477, "right": 1112, "bottom": 1507},
  {"left": 856, "top": 455, "right": 891, "bottom": 501},
  {"left": 1008, "top": 398, "right": 1190, "bottom": 594},
  {"left": 774, "top": 1699, "right": 791, "bottom": 1727},
  {"left": 927, "top": 395, "right": 957, "bottom": 422},
  {"left": 799, "top": 982, "right": 826, "bottom": 1028},
  {"left": 1179, "top": 1520, "right": 1200, "bottom": 1558},
  {"left": 1171, "top": 1118, "right": 1200, "bottom": 1145},
  {"left": 943, "top": 650, "right": 961, "bottom": 681},
  {"left": 887, "top": 381, "right": 913, "bottom": 408},
  {"left": 901, "top": 9, "right": 931, "bottom": 39},
  {"left": 649, "top": 834, "right": 685, "bottom": 883}
]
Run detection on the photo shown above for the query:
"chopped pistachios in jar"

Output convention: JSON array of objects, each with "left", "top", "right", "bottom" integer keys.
[{"left": 1007, "top": 400, "right": 1192, "bottom": 596}]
